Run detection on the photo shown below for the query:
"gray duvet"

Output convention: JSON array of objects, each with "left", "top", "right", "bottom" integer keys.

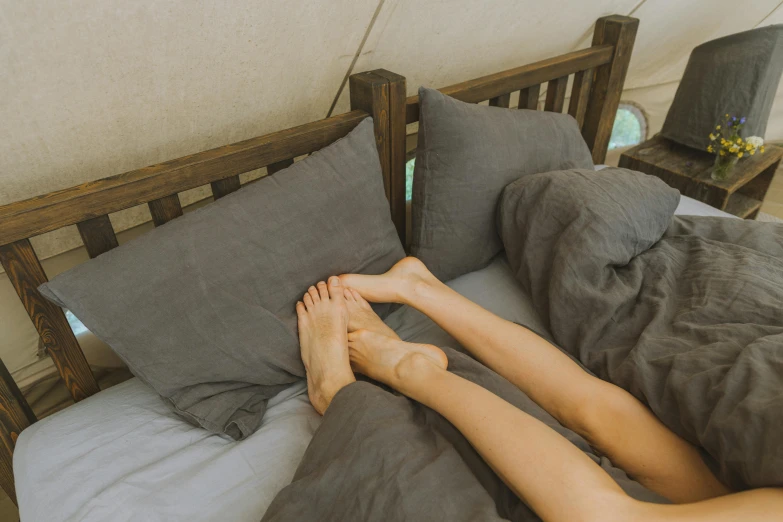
[
  {"left": 263, "top": 166, "right": 782, "bottom": 520},
  {"left": 262, "top": 348, "right": 664, "bottom": 522},
  {"left": 499, "top": 167, "right": 783, "bottom": 490}
]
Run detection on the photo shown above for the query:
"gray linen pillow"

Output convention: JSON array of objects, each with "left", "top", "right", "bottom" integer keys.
[
  {"left": 411, "top": 87, "right": 594, "bottom": 281},
  {"left": 39, "top": 118, "right": 404, "bottom": 440}
]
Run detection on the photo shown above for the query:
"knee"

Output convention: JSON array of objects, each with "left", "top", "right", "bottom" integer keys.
[
  {"left": 560, "top": 378, "right": 641, "bottom": 445},
  {"left": 574, "top": 492, "right": 646, "bottom": 522}
]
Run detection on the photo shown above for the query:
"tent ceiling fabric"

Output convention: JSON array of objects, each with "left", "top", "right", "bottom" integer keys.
[
  {"left": 3, "top": 0, "right": 783, "bottom": 260},
  {"left": 2, "top": 0, "right": 783, "bottom": 378}
]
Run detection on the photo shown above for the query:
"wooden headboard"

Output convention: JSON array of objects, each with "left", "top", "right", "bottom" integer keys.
[
  {"left": 367, "top": 14, "right": 639, "bottom": 247},
  {"left": 0, "top": 14, "right": 637, "bottom": 504}
]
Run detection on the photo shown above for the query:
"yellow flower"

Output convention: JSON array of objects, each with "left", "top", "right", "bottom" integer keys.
[
  {"left": 736, "top": 138, "right": 742, "bottom": 144},
  {"left": 720, "top": 150, "right": 726, "bottom": 156},
  {"left": 738, "top": 152, "right": 744, "bottom": 158},
  {"left": 709, "top": 133, "right": 716, "bottom": 140},
  {"left": 716, "top": 125, "right": 721, "bottom": 130},
  {"left": 750, "top": 150, "right": 756, "bottom": 155},
  {"left": 746, "top": 144, "right": 752, "bottom": 151},
  {"left": 761, "top": 146, "right": 766, "bottom": 153},
  {"left": 707, "top": 145, "right": 714, "bottom": 153},
  {"left": 725, "top": 113, "right": 729, "bottom": 117},
  {"left": 730, "top": 145, "right": 739, "bottom": 153}
]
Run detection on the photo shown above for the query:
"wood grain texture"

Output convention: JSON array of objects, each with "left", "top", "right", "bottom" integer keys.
[
  {"left": 405, "top": 44, "right": 613, "bottom": 123},
  {"left": 582, "top": 15, "right": 639, "bottom": 164},
  {"left": 210, "top": 175, "right": 241, "bottom": 200},
  {"left": 618, "top": 136, "right": 783, "bottom": 217},
  {"left": 0, "top": 110, "right": 369, "bottom": 246},
  {"left": 488, "top": 93, "right": 511, "bottom": 108},
  {"left": 518, "top": 84, "right": 541, "bottom": 110},
  {"left": 0, "top": 357, "right": 35, "bottom": 505},
  {"left": 76, "top": 215, "right": 119, "bottom": 258},
  {"left": 148, "top": 194, "right": 184, "bottom": 227},
  {"left": 370, "top": 69, "right": 408, "bottom": 246},
  {"left": 568, "top": 68, "right": 594, "bottom": 128},
  {"left": 544, "top": 75, "right": 568, "bottom": 113},
  {"left": 266, "top": 158, "right": 294, "bottom": 175},
  {"left": 350, "top": 71, "right": 392, "bottom": 202},
  {"left": 0, "top": 240, "right": 99, "bottom": 403}
]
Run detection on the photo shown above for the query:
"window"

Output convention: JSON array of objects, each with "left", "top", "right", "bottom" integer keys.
[
  {"left": 608, "top": 103, "right": 647, "bottom": 150},
  {"left": 406, "top": 158, "right": 415, "bottom": 201}
]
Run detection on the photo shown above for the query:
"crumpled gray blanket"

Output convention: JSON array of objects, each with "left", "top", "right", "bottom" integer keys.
[
  {"left": 262, "top": 348, "right": 664, "bottom": 522},
  {"left": 499, "top": 167, "right": 783, "bottom": 490}
]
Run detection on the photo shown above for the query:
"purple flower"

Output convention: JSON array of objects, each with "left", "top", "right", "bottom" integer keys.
[
  {"left": 727, "top": 119, "right": 733, "bottom": 127},
  {"left": 740, "top": 116, "right": 746, "bottom": 124}
]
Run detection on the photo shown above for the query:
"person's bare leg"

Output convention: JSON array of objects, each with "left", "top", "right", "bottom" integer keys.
[
  {"left": 296, "top": 277, "right": 355, "bottom": 415},
  {"left": 341, "top": 258, "right": 729, "bottom": 502},
  {"left": 347, "top": 331, "right": 783, "bottom": 522}
]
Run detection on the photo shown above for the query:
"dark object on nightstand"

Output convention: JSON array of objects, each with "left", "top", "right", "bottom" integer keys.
[
  {"left": 660, "top": 25, "right": 783, "bottom": 151},
  {"left": 619, "top": 135, "right": 783, "bottom": 219}
]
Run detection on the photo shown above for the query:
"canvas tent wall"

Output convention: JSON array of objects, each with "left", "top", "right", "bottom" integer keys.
[{"left": 3, "top": 0, "right": 783, "bottom": 390}]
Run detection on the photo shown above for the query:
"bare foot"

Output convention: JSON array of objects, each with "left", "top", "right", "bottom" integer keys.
[
  {"left": 339, "top": 257, "right": 441, "bottom": 306},
  {"left": 347, "top": 329, "right": 448, "bottom": 391},
  {"left": 297, "top": 277, "right": 356, "bottom": 415},
  {"left": 343, "top": 287, "right": 400, "bottom": 340}
]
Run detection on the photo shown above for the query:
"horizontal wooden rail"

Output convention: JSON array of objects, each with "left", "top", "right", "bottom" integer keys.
[
  {"left": 405, "top": 44, "right": 613, "bottom": 123},
  {"left": 0, "top": 110, "right": 369, "bottom": 246}
]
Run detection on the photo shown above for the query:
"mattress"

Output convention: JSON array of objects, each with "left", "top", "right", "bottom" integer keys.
[
  {"left": 14, "top": 380, "right": 321, "bottom": 522},
  {"left": 14, "top": 194, "right": 732, "bottom": 522}
]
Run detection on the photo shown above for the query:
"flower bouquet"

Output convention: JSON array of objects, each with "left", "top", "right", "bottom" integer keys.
[{"left": 707, "top": 114, "right": 765, "bottom": 181}]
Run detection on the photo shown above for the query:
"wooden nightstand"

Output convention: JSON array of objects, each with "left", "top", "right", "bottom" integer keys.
[{"left": 619, "top": 136, "right": 783, "bottom": 219}]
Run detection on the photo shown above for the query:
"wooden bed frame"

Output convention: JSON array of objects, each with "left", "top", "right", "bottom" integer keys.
[{"left": 0, "top": 15, "right": 637, "bottom": 504}]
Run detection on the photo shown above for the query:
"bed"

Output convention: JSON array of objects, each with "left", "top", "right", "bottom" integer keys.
[{"left": 0, "top": 13, "right": 691, "bottom": 519}]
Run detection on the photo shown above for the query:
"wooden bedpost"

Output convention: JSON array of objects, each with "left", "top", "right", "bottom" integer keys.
[
  {"left": 0, "top": 357, "right": 36, "bottom": 505},
  {"left": 582, "top": 15, "right": 639, "bottom": 164},
  {"left": 349, "top": 69, "right": 408, "bottom": 245}
]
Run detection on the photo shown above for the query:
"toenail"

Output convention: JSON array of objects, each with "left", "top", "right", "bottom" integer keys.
[{"left": 329, "top": 276, "right": 340, "bottom": 286}]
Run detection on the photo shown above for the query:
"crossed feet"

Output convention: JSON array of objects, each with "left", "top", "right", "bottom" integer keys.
[{"left": 297, "top": 257, "right": 448, "bottom": 415}]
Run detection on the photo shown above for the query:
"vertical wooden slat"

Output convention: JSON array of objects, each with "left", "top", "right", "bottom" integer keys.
[
  {"left": 266, "top": 158, "right": 294, "bottom": 176},
  {"left": 76, "top": 215, "right": 119, "bottom": 258},
  {"left": 582, "top": 15, "right": 639, "bottom": 163},
  {"left": 544, "top": 76, "right": 568, "bottom": 113},
  {"left": 350, "top": 71, "right": 393, "bottom": 199},
  {"left": 371, "top": 69, "right": 407, "bottom": 246},
  {"left": 210, "top": 175, "right": 241, "bottom": 200},
  {"left": 488, "top": 93, "right": 511, "bottom": 108},
  {"left": 518, "top": 84, "right": 541, "bottom": 110},
  {"left": 568, "top": 68, "right": 594, "bottom": 128},
  {"left": 0, "top": 240, "right": 100, "bottom": 404},
  {"left": 0, "top": 356, "right": 35, "bottom": 505},
  {"left": 148, "top": 194, "right": 183, "bottom": 226}
]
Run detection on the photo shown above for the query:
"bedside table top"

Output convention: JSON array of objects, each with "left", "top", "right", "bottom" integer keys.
[{"left": 620, "top": 135, "right": 783, "bottom": 193}]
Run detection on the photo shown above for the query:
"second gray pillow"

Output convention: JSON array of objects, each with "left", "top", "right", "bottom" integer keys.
[{"left": 411, "top": 87, "right": 593, "bottom": 281}]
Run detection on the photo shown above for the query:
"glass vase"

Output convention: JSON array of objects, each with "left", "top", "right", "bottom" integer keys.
[{"left": 711, "top": 155, "right": 738, "bottom": 181}]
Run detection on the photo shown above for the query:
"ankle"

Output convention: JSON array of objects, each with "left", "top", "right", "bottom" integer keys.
[
  {"left": 393, "top": 352, "right": 442, "bottom": 393},
  {"left": 316, "top": 373, "right": 355, "bottom": 412}
]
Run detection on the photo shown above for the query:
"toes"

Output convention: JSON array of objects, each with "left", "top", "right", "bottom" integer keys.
[
  {"left": 303, "top": 293, "right": 314, "bottom": 309},
  {"left": 308, "top": 285, "right": 320, "bottom": 303},
  {"left": 350, "top": 288, "right": 371, "bottom": 308},
  {"left": 296, "top": 301, "right": 306, "bottom": 316},
  {"left": 327, "top": 277, "right": 344, "bottom": 301},
  {"left": 316, "top": 281, "right": 329, "bottom": 300},
  {"left": 344, "top": 288, "right": 354, "bottom": 301}
]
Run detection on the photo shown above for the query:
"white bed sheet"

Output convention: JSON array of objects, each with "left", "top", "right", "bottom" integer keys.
[
  {"left": 14, "top": 379, "right": 321, "bottom": 522},
  {"left": 14, "top": 176, "right": 734, "bottom": 522}
]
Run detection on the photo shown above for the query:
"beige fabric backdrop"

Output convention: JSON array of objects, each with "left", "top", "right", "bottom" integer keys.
[{"left": 3, "top": 0, "right": 783, "bottom": 382}]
